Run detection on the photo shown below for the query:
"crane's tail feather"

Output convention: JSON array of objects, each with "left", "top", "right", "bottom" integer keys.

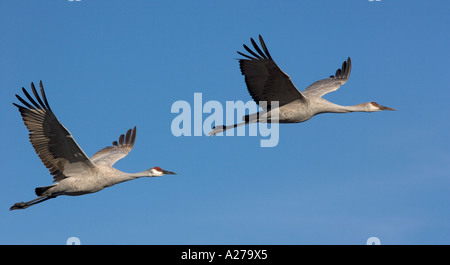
[{"left": 35, "top": 185, "right": 56, "bottom": 196}]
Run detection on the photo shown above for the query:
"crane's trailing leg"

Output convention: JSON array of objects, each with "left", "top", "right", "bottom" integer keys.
[
  {"left": 208, "top": 112, "right": 266, "bottom": 136},
  {"left": 10, "top": 195, "right": 56, "bottom": 210},
  {"left": 209, "top": 122, "right": 247, "bottom": 136}
]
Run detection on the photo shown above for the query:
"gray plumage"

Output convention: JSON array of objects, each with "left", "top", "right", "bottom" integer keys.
[
  {"left": 209, "top": 35, "right": 395, "bottom": 136},
  {"left": 10, "top": 82, "right": 176, "bottom": 210}
]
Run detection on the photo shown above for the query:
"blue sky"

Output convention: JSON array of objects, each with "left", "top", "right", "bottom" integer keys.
[{"left": 1, "top": 0, "right": 449, "bottom": 244}]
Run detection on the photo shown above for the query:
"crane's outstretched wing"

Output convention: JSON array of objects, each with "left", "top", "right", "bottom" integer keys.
[
  {"left": 13, "top": 81, "right": 96, "bottom": 182},
  {"left": 90, "top": 127, "right": 136, "bottom": 167},
  {"left": 301, "top": 57, "right": 352, "bottom": 98},
  {"left": 238, "top": 35, "right": 306, "bottom": 109}
]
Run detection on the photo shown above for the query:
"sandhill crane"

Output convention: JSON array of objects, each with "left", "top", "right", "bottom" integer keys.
[
  {"left": 209, "top": 35, "right": 395, "bottom": 136},
  {"left": 10, "top": 81, "right": 176, "bottom": 210}
]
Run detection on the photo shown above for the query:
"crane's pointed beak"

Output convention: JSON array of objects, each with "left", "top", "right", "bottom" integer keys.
[
  {"left": 371, "top": 102, "right": 396, "bottom": 111},
  {"left": 380, "top": 105, "right": 396, "bottom": 111},
  {"left": 162, "top": 170, "right": 177, "bottom": 175}
]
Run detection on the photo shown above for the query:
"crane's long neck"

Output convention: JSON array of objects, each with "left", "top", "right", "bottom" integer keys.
[
  {"left": 125, "top": 171, "right": 150, "bottom": 178},
  {"left": 316, "top": 101, "right": 370, "bottom": 114},
  {"left": 335, "top": 104, "right": 369, "bottom": 113},
  {"left": 108, "top": 170, "right": 152, "bottom": 185}
]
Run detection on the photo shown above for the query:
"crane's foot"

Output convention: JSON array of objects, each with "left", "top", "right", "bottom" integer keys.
[
  {"left": 208, "top": 126, "right": 227, "bottom": 137},
  {"left": 10, "top": 202, "right": 29, "bottom": 210},
  {"left": 10, "top": 195, "right": 55, "bottom": 211}
]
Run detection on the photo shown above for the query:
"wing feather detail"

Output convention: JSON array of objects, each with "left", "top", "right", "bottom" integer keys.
[
  {"left": 13, "top": 81, "right": 95, "bottom": 182},
  {"left": 302, "top": 57, "right": 352, "bottom": 98},
  {"left": 237, "top": 35, "right": 306, "bottom": 109},
  {"left": 90, "top": 127, "right": 137, "bottom": 167}
]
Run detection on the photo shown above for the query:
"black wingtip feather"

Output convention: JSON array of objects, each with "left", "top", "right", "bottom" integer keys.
[
  {"left": 346, "top": 57, "right": 352, "bottom": 78},
  {"left": 21, "top": 86, "right": 41, "bottom": 109},
  {"left": 15, "top": 94, "right": 35, "bottom": 109},
  {"left": 237, "top": 51, "right": 255, "bottom": 60},
  {"left": 250, "top": 37, "right": 267, "bottom": 59},
  {"left": 332, "top": 57, "right": 352, "bottom": 80},
  {"left": 125, "top": 129, "right": 132, "bottom": 145},
  {"left": 113, "top": 127, "right": 137, "bottom": 147},
  {"left": 15, "top": 82, "right": 53, "bottom": 111},
  {"left": 12, "top": 102, "right": 24, "bottom": 109},
  {"left": 237, "top": 35, "right": 273, "bottom": 61},
  {"left": 258, "top": 35, "right": 272, "bottom": 60},
  {"left": 130, "top": 126, "right": 137, "bottom": 147},
  {"left": 243, "top": 43, "right": 262, "bottom": 59},
  {"left": 31, "top": 82, "right": 48, "bottom": 110},
  {"left": 39, "top": 81, "right": 51, "bottom": 111}
]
